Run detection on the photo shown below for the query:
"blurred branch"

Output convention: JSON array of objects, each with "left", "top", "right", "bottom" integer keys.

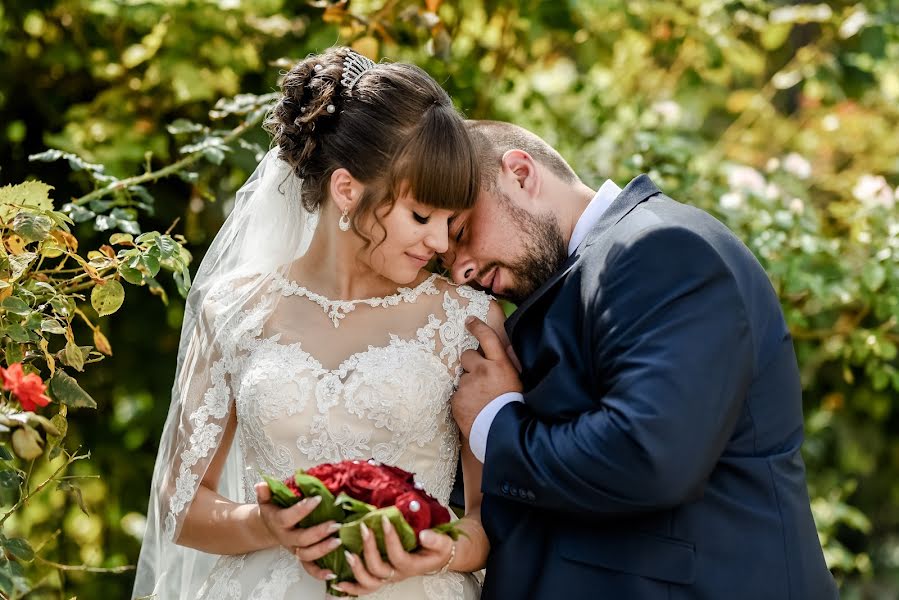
[{"left": 71, "top": 107, "right": 267, "bottom": 207}]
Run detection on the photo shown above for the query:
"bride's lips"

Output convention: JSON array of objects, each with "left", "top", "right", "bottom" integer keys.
[{"left": 406, "top": 252, "right": 432, "bottom": 266}]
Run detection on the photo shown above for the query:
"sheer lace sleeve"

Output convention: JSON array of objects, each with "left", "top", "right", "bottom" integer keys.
[{"left": 434, "top": 280, "right": 492, "bottom": 384}]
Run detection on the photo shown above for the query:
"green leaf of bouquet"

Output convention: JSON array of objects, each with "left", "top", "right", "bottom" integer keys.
[
  {"left": 339, "top": 506, "right": 417, "bottom": 556},
  {"left": 91, "top": 279, "right": 125, "bottom": 316},
  {"left": 260, "top": 474, "right": 302, "bottom": 508},
  {"left": 334, "top": 492, "right": 375, "bottom": 520},
  {"left": 49, "top": 370, "right": 97, "bottom": 409},
  {"left": 432, "top": 521, "right": 468, "bottom": 541},
  {"left": 292, "top": 471, "right": 343, "bottom": 525}
]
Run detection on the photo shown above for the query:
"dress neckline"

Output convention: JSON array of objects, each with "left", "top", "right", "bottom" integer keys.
[{"left": 272, "top": 273, "right": 440, "bottom": 328}]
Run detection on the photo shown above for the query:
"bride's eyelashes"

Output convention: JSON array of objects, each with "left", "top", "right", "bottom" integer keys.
[{"left": 413, "top": 211, "right": 430, "bottom": 224}]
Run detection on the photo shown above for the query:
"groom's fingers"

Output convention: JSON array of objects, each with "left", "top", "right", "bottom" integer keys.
[
  {"left": 460, "top": 348, "right": 484, "bottom": 374},
  {"left": 465, "top": 317, "right": 507, "bottom": 362}
]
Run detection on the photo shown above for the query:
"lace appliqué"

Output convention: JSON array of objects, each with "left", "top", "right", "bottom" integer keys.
[
  {"left": 196, "top": 554, "right": 245, "bottom": 600},
  {"left": 272, "top": 273, "right": 440, "bottom": 327}
]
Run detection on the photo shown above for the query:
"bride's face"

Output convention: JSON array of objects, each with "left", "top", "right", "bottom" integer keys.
[{"left": 358, "top": 192, "right": 454, "bottom": 284}]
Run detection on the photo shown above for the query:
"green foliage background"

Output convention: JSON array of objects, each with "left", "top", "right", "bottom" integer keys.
[{"left": 1, "top": 0, "right": 897, "bottom": 597}]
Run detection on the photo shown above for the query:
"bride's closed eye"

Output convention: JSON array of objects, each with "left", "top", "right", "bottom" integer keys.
[{"left": 413, "top": 211, "right": 430, "bottom": 224}]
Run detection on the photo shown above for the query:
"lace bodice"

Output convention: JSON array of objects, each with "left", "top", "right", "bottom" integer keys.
[
  {"left": 230, "top": 274, "right": 489, "bottom": 505},
  {"left": 166, "top": 273, "right": 491, "bottom": 544}
]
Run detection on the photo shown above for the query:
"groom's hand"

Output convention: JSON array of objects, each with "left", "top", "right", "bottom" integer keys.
[{"left": 452, "top": 317, "right": 523, "bottom": 438}]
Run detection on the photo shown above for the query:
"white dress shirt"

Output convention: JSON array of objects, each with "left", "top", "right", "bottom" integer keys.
[{"left": 467, "top": 179, "right": 621, "bottom": 463}]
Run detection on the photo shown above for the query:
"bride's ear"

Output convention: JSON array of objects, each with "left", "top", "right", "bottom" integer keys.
[
  {"left": 329, "top": 168, "right": 364, "bottom": 213},
  {"left": 501, "top": 149, "right": 540, "bottom": 202}
]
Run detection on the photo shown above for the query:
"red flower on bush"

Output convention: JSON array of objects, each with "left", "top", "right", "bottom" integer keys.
[{"left": 1, "top": 363, "right": 51, "bottom": 412}]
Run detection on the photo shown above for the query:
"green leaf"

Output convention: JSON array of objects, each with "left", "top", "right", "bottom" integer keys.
[
  {"left": 141, "top": 254, "right": 161, "bottom": 277},
  {"left": 4, "top": 323, "right": 31, "bottom": 343},
  {"left": 1, "top": 297, "right": 31, "bottom": 315},
  {"left": 166, "top": 119, "right": 205, "bottom": 135},
  {"left": 1, "top": 538, "right": 34, "bottom": 562},
  {"left": 0, "top": 469, "right": 22, "bottom": 491},
  {"left": 174, "top": 268, "right": 192, "bottom": 298},
  {"left": 7, "top": 252, "right": 38, "bottom": 282},
  {"left": 94, "top": 214, "right": 117, "bottom": 231},
  {"left": 0, "top": 445, "right": 12, "bottom": 461},
  {"left": 91, "top": 279, "right": 125, "bottom": 316},
  {"left": 4, "top": 341, "right": 24, "bottom": 365},
  {"left": 58, "top": 481, "right": 89, "bottom": 515},
  {"left": 110, "top": 233, "right": 134, "bottom": 245},
  {"left": 862, "top": 263, "right": 886, "bottom": 292},
  {"left": 157, "top": 236, "right": 179, "bottom": 259},
  {"left": 334, "top": 492, "right": 375, "bottom": 520},
  {"left": 64, "top": 340, "right": 85, "bottom": 371},
  {"left": 119, "top": 264, "right": 144, "bottom": 285},
  {"left": 0, "top": 181, "right": 53, "bottom": 222},
  {"left": 62, "top": 203, "right": 96, "bottom": 223},
  {"left": 11, "top": 212, "right": 52, "bottom": 244},
  {"left": 49, "top": 370, "right": 97, "bottom": 409},
  {"left": 338, "top": 506, "right": 417, "bottom": 556},
  {"left": 40, "top": 319, "right": 67, "bottom": 335},
  {"left": 45, "top": 412, "right": 68, "bottom": 450}
]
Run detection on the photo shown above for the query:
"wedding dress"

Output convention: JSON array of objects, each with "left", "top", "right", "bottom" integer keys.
[
  {"left": 190, "top": 271, "right": 489, "bottom": 599},
  {"left": 133, "top": 149, "right": 489, "bottom": 600}
]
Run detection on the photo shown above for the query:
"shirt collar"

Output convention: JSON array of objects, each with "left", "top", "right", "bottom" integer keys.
[{"left": 567, "top": 179, "right": 621, "bottom": 256}]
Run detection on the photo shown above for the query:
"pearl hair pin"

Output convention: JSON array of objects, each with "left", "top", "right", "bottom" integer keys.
[{"left": 326, "top": 104, "right": 336, "bottom": 114}]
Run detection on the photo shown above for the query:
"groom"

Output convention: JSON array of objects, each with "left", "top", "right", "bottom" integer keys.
[{"left": 444, "top": 121, "right": 838, "bottom": 599}]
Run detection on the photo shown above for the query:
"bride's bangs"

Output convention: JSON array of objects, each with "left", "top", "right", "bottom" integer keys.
[{"left": 388, "top": 104, "right": 480, "bottom": 211}]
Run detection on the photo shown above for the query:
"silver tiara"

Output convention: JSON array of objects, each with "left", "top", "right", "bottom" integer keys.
[{"left": 341, "top": 50, "right": 377, "bottom": 91}]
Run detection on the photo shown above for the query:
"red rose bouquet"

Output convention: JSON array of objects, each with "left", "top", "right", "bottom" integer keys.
[{"left": 262, "top": 460, "right": 463, "bottom": 596}]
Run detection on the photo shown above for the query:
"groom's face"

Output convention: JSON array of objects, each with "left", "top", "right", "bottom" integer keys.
[{"left": 442, "top": 181, "right": 567, "bottom": 305}]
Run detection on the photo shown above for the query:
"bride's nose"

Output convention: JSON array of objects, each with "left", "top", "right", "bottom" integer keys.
[{"left": 423, "top": 223, "right": 449, "bottom": 254}]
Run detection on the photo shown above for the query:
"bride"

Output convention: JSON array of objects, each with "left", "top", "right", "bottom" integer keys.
[{"left": 133, "top": 47, "right": 504, "bottom": 599}]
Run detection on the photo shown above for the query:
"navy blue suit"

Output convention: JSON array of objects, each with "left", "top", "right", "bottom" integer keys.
[{"left": 479, "top": 176, "right": 837, "bottom": 599}]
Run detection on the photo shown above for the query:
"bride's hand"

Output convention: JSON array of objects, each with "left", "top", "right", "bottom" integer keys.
[
  {"left": 254, "top": 482, "right": 341, "bottom": 561},
  {"left": 326, "top": 516, "right": 455, "bottom": 596}
]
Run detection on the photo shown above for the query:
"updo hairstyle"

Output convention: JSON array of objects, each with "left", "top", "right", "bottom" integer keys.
[{"left": 264, "top": 46, "right": 479, "bottom": 246}]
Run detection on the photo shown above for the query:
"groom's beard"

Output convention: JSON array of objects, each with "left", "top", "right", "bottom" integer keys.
[{"left": 486, "top": 192, "right": 567, "bottom": 305}]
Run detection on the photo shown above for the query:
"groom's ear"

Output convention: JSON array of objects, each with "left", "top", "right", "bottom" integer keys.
[{"left": 500, "top": 149, "right": 540, "bottom": 201}]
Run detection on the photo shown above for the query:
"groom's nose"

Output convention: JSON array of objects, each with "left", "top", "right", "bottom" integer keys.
[{"left": 450, "top": 256, "right": 477, "bottom": 285}]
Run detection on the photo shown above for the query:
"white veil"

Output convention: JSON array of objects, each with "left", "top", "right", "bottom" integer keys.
[{"left": 133, "top": 149, "right": 317, "bottom": 599}]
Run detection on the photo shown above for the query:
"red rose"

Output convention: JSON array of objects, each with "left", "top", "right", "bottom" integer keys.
[
  {"left": 307, "top": 462, "right": 349, "bottom": 495},
  {"left": 333, "top": 461, "right": 389, "bottom": 504},
  {"left": 395, "top": 491, "right": 431, "bottom": 536},
  {"left": 370, "top": 479, "right": 415, "bottom": 508},
  {"left": 284, "top": 476, "right": 303, "bottom": 499},
  {"left": 379, "top": 464, "right": 415, "bottom": 484},
  {"left": 1, "top": 363, "right": 51, "bottom": 412},
  {"left": 424, "top": 495, "right": 451, "bottom": 527}
]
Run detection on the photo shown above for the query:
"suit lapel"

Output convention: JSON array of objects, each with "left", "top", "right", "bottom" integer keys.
[{"left": 505, "top": 174, "right": 662, "bottom": 339}]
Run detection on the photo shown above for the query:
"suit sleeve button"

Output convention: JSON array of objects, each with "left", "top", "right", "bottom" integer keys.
[
  {"left": 501, "top": 482, "right": 510, "bottom": 494},
  {"left": 527, "top": 491, "right": 536, "bottom": 501}
]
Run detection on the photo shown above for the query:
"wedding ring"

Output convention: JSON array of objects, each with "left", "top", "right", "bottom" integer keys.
[{"left": 382, "top": 568, "right": 396, "bottom": 582}]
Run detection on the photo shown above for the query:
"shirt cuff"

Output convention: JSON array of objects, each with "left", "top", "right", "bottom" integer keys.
[{"left": 468, "top": 392, "right": 524, "bottom": 463}]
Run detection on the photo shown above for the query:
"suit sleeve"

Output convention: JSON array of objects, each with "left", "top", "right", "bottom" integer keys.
[{"left": 481, "top": 226, "right": 755, "bottom": 516}]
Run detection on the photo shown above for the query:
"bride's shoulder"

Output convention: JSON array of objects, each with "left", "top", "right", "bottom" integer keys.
[
  {"left": 430, "top": 274, "right": 503, "bottom": 323},
  {"left": 431, "top": 273, "right": 492, "bottom": 302}
]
